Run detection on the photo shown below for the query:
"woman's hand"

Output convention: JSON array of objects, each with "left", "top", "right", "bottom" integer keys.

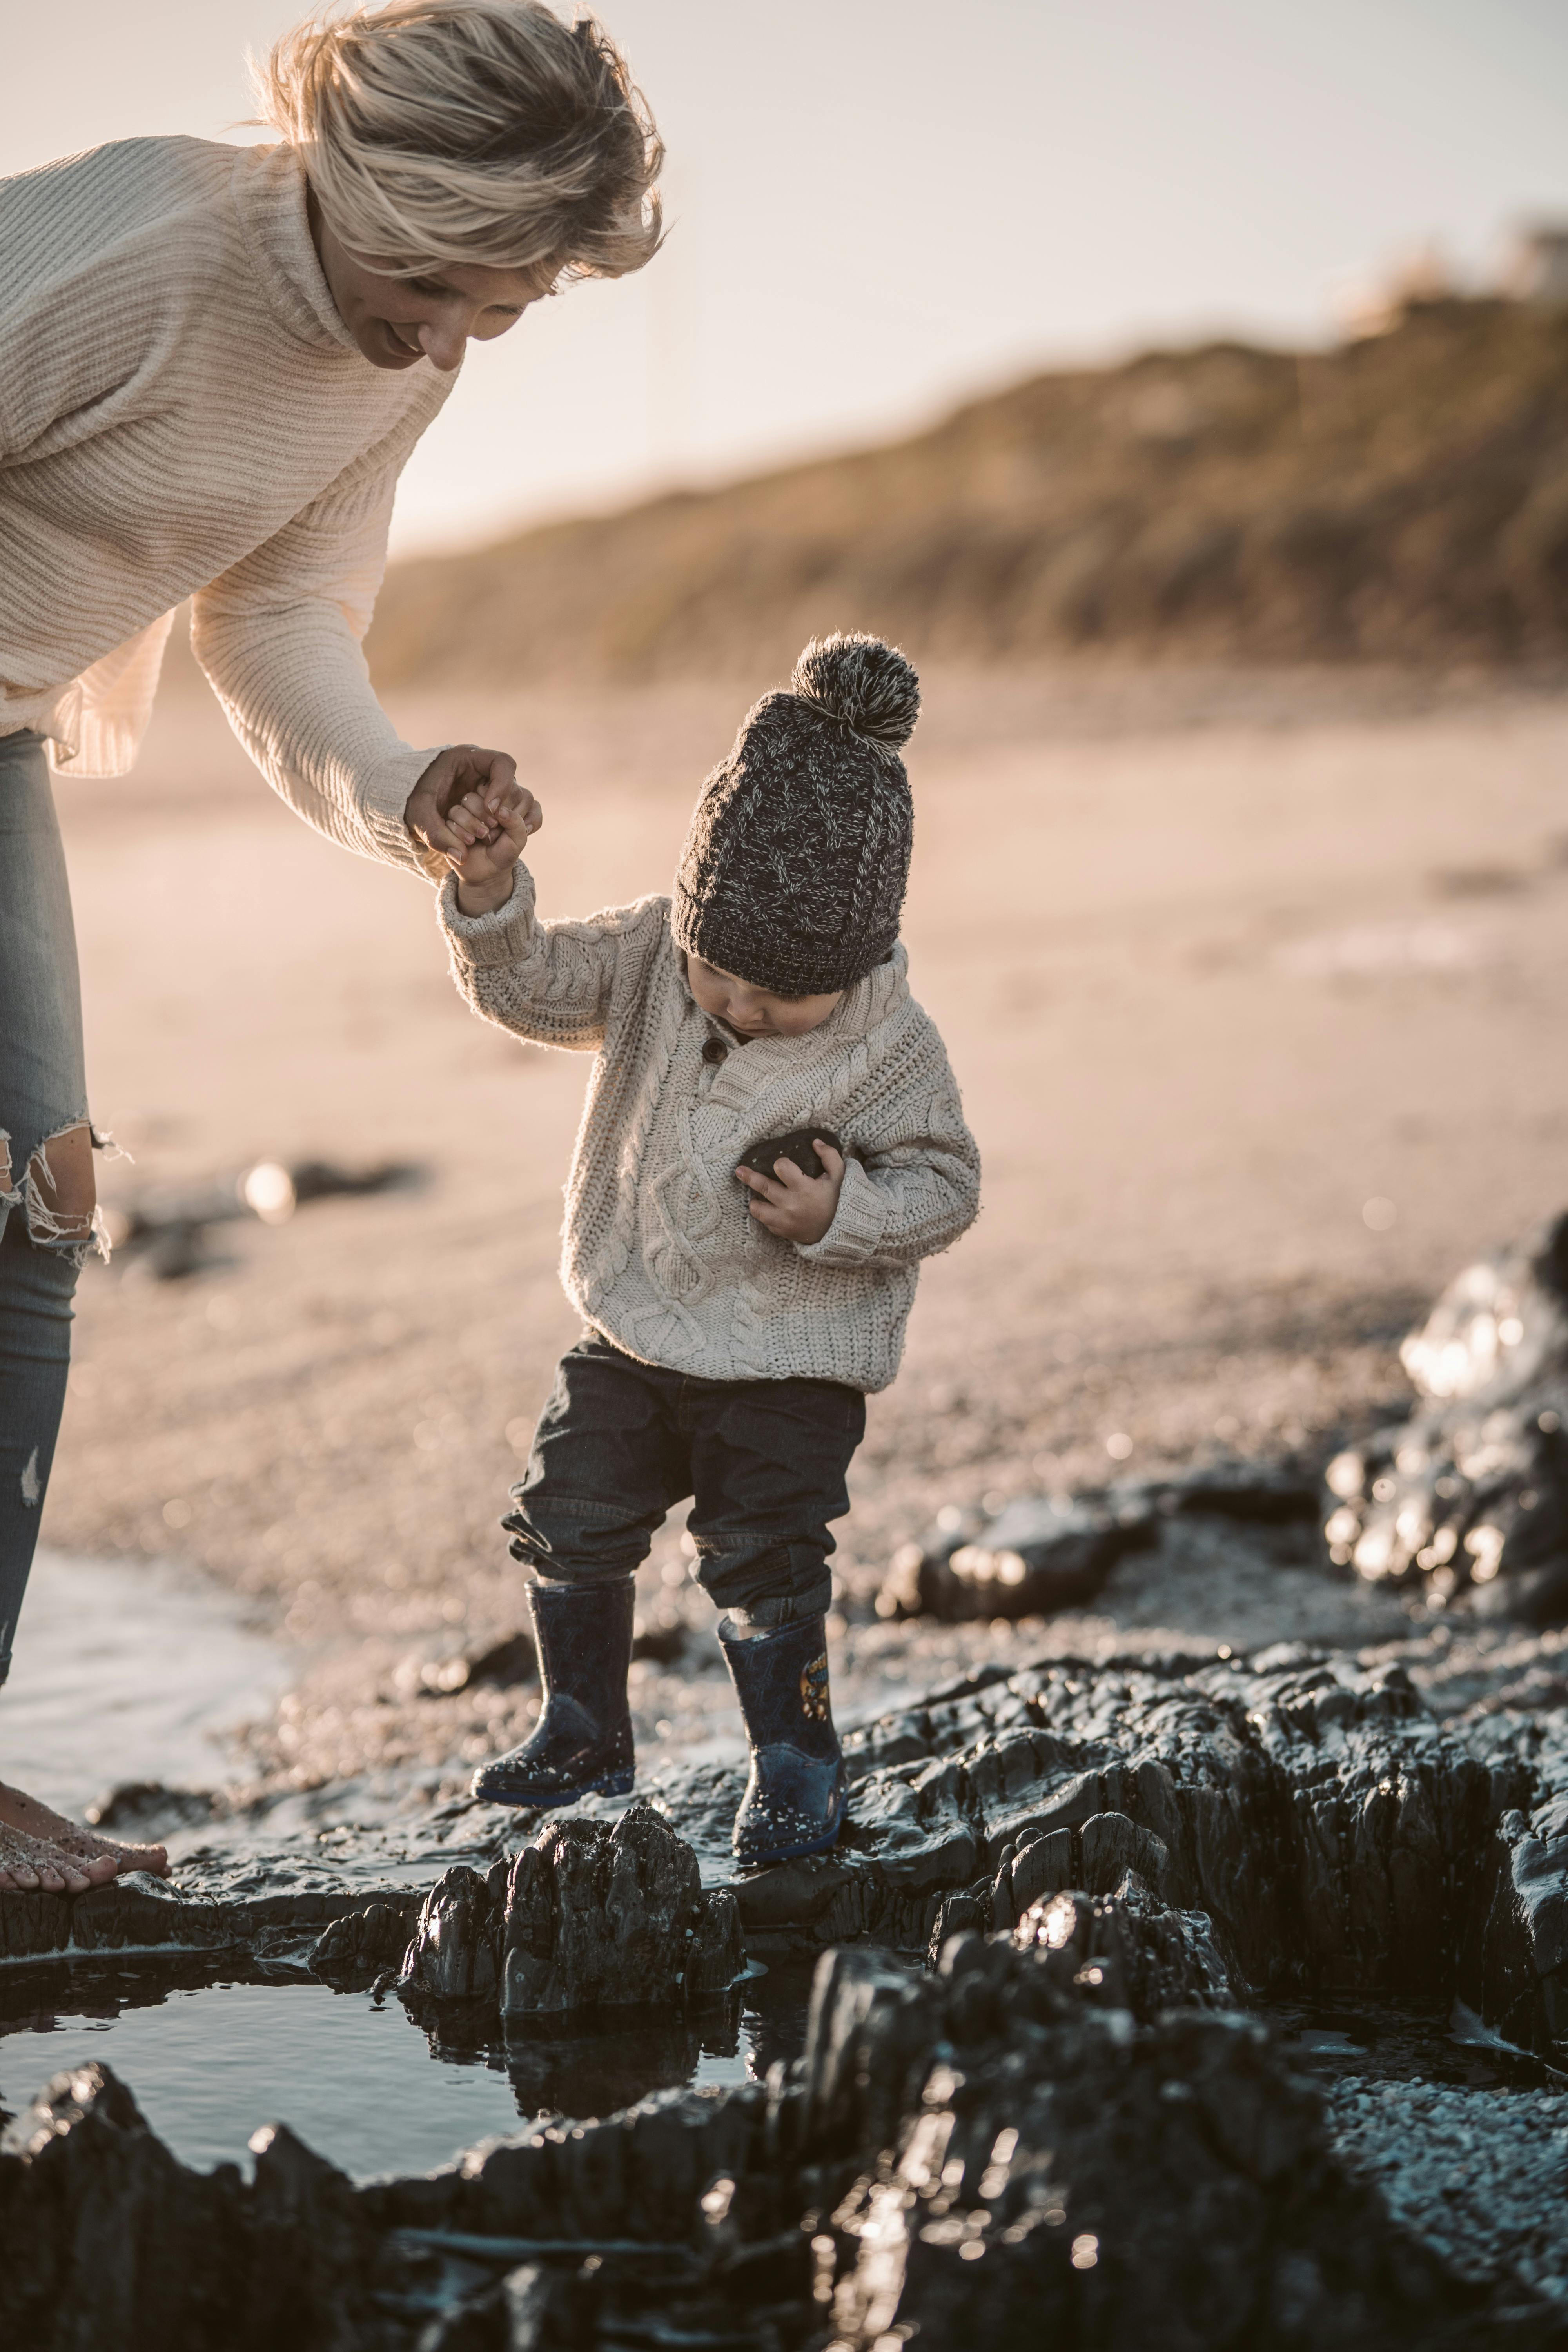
[
  {"left": 735, "top": 1140, "right": 846, "bottom": 1246},
  {"left": 448, "top": 785, "right": 543, "bottom": 915},
  {"left": 405, "top": 745, "right": 521, "bottom": 862}
]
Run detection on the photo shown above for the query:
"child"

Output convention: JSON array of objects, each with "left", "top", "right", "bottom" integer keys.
[{"left": 438, "top": 634, "right": 980, "bottom": 1865}]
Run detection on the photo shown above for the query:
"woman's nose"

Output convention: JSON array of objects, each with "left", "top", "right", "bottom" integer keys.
[{"left": 418, "top": 316, "right": 471, "bottom": 370}]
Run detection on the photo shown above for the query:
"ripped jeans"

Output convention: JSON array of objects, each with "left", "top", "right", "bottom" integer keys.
[{"left": 0, "top": 730, "right": 95, "bottom": 1688}]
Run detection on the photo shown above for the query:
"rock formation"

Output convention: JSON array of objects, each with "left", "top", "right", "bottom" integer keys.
[
  {"left": 877, "top": 1491, "right": 1158, "bottom": 1620},
  {"left": 6, "top": 1911, "right": 1562, "bottom": 2351},
  {"left": 879, "top": 1462, "right": 1318, "bottom": 1622},
  {"left": 1326, "top": 1210, "right": 1568, "bottom": 1621},
  {"left": 397, "top": 1800, "right": 745, "bottom": 2021},
  {"left": 810, "top": 1941, "right": 1548, "bottom": 2352},
  {"left": 669, "top": 1644, "right": 1540, "bottom": 2012}
]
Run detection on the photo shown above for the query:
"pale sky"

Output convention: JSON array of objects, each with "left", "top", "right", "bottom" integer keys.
[{"left": 6, "top": 1, "right": 1566, "bottom": 554}]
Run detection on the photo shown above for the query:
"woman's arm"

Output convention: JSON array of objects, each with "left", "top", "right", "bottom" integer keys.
[{"left": 189, "top": 430, "right": 487, "bottom": 876}]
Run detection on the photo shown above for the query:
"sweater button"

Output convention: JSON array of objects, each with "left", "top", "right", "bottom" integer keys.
[{"left": 702, "top": 1037, "right": 728, "bottom": 1065}]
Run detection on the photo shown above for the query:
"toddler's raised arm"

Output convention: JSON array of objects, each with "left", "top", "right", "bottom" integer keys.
[{"left": 436, "top": 791, "right": 664, "bottom": 1053}]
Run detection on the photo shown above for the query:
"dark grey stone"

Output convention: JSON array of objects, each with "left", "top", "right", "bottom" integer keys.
[
  {"left": 1326, "top": 1210, "right": 1568, "bottom": 1621},
  {"left": 398, "top": 1802, "right": 744, "bottom": 2022},
  {"left": 876, "top": 1492, "right": 1158, "bottom": 1622}
]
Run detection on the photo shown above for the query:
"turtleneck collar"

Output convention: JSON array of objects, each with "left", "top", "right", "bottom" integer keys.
[{"left": 229, "top": 142, "right": 367, "bottom": 356}]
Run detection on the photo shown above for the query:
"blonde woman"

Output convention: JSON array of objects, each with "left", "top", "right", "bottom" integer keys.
[{"left": 0, "top": 0, "right": 660, "bottom": 1893}]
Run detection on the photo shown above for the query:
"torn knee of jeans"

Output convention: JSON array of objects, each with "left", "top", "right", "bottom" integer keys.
[{"left": 24, "top": 1121, "right": 108, "bottom": 1261}]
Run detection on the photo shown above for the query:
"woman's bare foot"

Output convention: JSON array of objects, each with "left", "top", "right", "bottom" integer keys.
[
  {"left": 0, "top": 1781, "right": 169, "bottom": 1892},
  {"left": 0, "top": 1821, "right": 115, "bottom": 1895}
]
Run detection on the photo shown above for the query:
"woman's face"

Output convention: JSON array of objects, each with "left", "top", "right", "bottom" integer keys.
[{"left": 309, "top": 194, "right": 547, "bottom": 372}]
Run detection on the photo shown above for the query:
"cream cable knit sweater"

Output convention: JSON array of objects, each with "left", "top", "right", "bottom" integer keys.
[
  {"left": 439, "top": 867, "right": 981, "bottom": 1393},
  {"left": 0, "top": 136, "right": 454, "bottom": 868}
]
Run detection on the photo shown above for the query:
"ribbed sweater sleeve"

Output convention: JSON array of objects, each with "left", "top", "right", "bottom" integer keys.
[
  {"left": 191, "top": 452, "right": 438, "bottom": 874},
  {"left": 437, "top": 867, "right": 668, "bottom": 1050},
  {"left": 0, "top": 137, "right": 456, "bottom": 840},
  {"left": 796, "top": 1057, "right": 981, "bottom": 1270}
]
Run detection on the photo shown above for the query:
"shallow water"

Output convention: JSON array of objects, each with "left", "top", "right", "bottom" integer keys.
[
  {"left": 0, "top": 1952, "right": 817, "bottom": 2181},
  {"left": 1, "top": 1551, "right": 289, "bottom": 1815}
]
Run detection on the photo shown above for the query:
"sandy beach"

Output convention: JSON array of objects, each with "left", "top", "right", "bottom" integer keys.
[{"left": 31, "top": 650, "right": 1568, "bottom": 1794}]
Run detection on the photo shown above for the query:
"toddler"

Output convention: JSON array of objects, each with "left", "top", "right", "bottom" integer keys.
[{"left": 439, "top": 634, "right": 980, "bottom": 1865}]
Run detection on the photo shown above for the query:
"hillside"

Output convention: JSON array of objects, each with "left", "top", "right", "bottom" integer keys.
[{"left": 366, "top": 299, "right": 1568, "bottom": 688}]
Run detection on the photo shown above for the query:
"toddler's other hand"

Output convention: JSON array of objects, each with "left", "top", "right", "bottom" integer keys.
[
  {"left": 450, "top": 784, "right": 543, "bottom": 915},
  {"left": 735, "top": 1140, "right": 845, "bottom": 1246}
]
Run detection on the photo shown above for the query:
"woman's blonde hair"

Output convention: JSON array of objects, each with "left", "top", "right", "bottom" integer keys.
[{"left": 252, "top": 0, "right": 661, "bottom": 282}]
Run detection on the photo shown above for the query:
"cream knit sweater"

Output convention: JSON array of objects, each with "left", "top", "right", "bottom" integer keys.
[
  {"left": 0, "top": 135, "right": 452, "bottom": 869},
  {"left": 439, "top": 867, "right": 981, "bottom": 1393}
]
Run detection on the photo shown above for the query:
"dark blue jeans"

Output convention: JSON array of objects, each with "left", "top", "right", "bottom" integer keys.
[
  {"left": 505, "top": 1332, "right": 866, "bottom": 1624},
  {"left": 0, "top": 731, "right": 89, "bottom": 1688}
]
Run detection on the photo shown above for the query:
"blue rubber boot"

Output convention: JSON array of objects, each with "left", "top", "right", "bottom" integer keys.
[
  {"left": 718, "top": 1614, "right": 846, "bottom": 1866},
  {"left": 470, "top": 1579, "right": 635, "bottom": 1808}
]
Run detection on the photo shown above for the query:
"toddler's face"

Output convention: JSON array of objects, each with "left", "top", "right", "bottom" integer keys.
[{"left": 686, "top": 955, "right": 843, "bottom": 1039}]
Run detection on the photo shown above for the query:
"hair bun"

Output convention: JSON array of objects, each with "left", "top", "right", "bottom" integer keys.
[{"left": 790, "top": 633, "right": 920, "bottom": 750}]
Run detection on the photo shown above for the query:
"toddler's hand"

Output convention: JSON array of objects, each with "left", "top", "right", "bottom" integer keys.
[
  {"left": 450, "top": 784, "right": 543, "bottom": 915},
  {"left": 735, "top": 1140, "right": 845, "bottom": 1246}
]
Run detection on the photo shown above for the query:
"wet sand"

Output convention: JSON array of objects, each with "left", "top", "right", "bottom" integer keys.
[{"left": 27, "top": 655, "right": 1568, "bottom": 1794}]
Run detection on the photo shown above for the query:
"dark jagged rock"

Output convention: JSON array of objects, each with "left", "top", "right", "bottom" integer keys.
[
  {"left": 105, "top": 1158, "right": 424, "bottom": 1279},
  {"left": 398, "top": 1802, "right": 744, "bottom": 2021},
  {"left": 1326, "top": 1210, "right": 1568, "bottom": 1621},
  {"left": 10, "top": 1641, "right": 1562, "bottom": 2043},
  {"left": 0, "top": 2064, "right": 242, "bottom": 2348},
  {"left": 7, "top": 1901, "right": 1565, "bottom": 2350},
  {"left": 690, "top": 1648, "right": 1539, "bottom": 2015},
  {"left": 630, "top": 1608, "right": 691, "bottom": 1666},
  {"left": 810, "top": 1942, "right": 1552, "bottom": 2352},
  {"left": 1150, "top": 1458, "right": 1322, "bottom": 1524},
  {"left": 926, "top": 1825, "right": 1234, "bottom": 2020},
  {"left": 878, "top": 1462, "right": 1317, "bottom": 1624},
  {"left": 0, "top": 2063, "right": 375, "bottom": 2350},
  {"left": 877, "top": 1492, "right": 1158, "bottom": 1621},
  {"left": 1463, "top": 1795, "right": 1568, "bottom": 2058},
  {"left": 405, "top": 1631, "right": 539, "bottom": 1699},
  {"left": 310, "top": 1896, "right": 424, "bottom": 1981},
  {"left": 0, "top": 1853, "right": 435, "bottom": 1967}
]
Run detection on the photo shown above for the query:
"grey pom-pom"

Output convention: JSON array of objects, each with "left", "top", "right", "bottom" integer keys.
[{"left": 791, "top": 632, "right": 920, "bottom": 750}]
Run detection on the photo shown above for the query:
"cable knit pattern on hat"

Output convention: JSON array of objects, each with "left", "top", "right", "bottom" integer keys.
[
  {"left": 672, "top": 634, "right": 920, "bottom": 995},
  {"left": 439, "top": 866, "right": 980, "bottom": 1392},
  {"left": 0, "top": 136, "right": 453, "bottom": 866}
]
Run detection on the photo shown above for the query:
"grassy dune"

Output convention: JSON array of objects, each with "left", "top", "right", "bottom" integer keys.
[{"left": 367, "top": 300, "right": 1568, "bottom": 691}]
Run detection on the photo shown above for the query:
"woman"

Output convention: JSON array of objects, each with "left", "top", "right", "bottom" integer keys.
[{"left": 0, "top": 0, "right": 661, "bottom": 1893}]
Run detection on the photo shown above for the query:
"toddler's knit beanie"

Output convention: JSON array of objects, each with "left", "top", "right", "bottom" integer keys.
[{"left": 672, "top": 633, "right": 920, "bottom": 996}]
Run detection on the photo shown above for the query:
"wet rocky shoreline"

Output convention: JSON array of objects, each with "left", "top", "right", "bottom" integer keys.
[
  {"left": 9, "top": 1220, "right": 1568, "bottom": 2346},
  {"left": 5, "top": 1622, "right": 1568, "bottom": 2349}
]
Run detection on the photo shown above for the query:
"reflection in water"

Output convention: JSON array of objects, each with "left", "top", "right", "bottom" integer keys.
[{"left": 0, "top": 1951, "right": 818, "bottom": 2180}]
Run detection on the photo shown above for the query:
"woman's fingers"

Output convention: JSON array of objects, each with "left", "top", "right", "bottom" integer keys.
[
  {"left": 405, "top": 747, "right": 526, "bottom": 857},
  {"left": 465, "top": 747, "right": 518, "bottom": 815}
]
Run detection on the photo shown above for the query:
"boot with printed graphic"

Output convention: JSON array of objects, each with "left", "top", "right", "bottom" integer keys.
[{"left": 718, "top": 1613, "right": 846, "bottom": 1865}]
